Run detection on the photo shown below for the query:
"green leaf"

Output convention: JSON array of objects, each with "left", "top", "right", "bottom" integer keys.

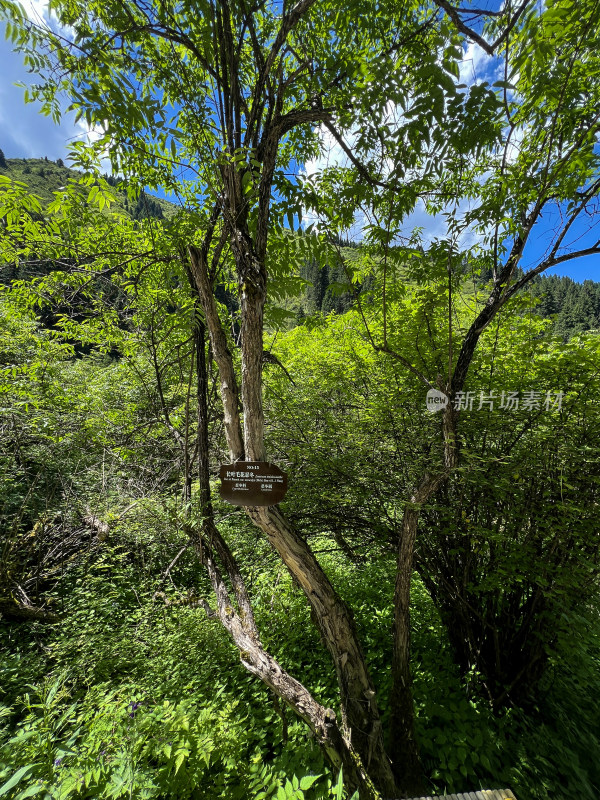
[
  {"left": 332, "top": 768, "right": 344, "bottom": 800},
  {"left": 0, "top": 765, "right": 37, "bottom": 797},
  {"left": 299, "top": 774, "right": 320, "bottom": 791},
  {"left": 15, "top": 784, "right": 45, "bottom": 799},
  {"left": 174, "top": 752, "right": 185, "bottom": 773}
]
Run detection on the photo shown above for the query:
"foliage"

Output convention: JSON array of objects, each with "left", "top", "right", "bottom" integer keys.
[
  {"left": 0, "top": 157, "right": 175, "bottom": 221},
  {"left": 264, "top": 290, "right": 600, "bottom": 707},
  {"left": 3, "top": 512, "right": 600, "bottom": 800},
  {"left": 1, "top": 0, "right": 600, "bottom": 795},
  {"left": 1, "top": 181, "right": 599, "bottom": 795},
  {"left": 0, "top": 507, "right": 369, "bottom": 799}
]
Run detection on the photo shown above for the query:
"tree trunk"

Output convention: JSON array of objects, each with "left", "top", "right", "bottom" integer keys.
[
  {"left": 188, "top": 241, "right": 399, "bottom": 798},
  {"left": 190, "top": 301, "right": 389, "bottom": 798},
  {"left": 248, "top": 505, "right": 397, "bottom": 798},
  {"left": 189, "top": 242, "right": 245, "bottom": 462},
  {"left": 389, "top": 472, "right": 446, "bottom": 796}
]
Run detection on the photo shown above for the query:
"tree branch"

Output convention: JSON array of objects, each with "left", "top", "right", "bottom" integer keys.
[{"left": 432, "top": 0, "right": 529, "bottom": 55}]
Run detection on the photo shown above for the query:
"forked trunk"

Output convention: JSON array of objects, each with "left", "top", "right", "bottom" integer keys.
[{"left": 188, "top": 243, "right": 399, "bottom": 798}]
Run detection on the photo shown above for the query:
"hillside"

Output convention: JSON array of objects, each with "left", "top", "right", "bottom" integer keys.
[
  {"left": 0, "top": 155, "right": 177, "bottom": 220},
  {"left": 530, "top": 273, "right": 600, "bottom": 338},
  {"left": 2, "top": 155, "right": 599, "bottom": 338}
]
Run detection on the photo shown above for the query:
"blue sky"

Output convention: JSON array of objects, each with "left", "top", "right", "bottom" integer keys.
[
  {"left": 0, "top": 25, "right": 88, "bottom": 160},
  {"left": 1, "top": 20, "right": 599, "bottom": 284}
]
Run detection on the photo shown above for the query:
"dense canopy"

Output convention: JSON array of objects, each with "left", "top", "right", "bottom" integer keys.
[{"left": 1, "top": 0, "right": 600, "bottom": 798}]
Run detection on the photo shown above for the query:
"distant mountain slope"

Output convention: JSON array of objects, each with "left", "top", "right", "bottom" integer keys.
[
  {"left": 0, "top": 156, "right": 177, "bottom": 220},
  {"left": 530, "top": 274, "right": 600, "bottom": 339}
]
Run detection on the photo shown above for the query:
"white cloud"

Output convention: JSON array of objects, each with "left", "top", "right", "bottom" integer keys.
[
  {"left": 458, "top": 41, "right": 492, "bottom": 86},
  {"left": 398, "top": 195, "right": 491, "bottom": 252},
  {"left": 20, "top": 0, "right": 50, "bottom": 23},
  {"left": 503, "top": 122, "right": 527, "bottom": 165},
  {"left": 20, "top": 0, "right": 75, "bottom": 36},
  {"left": 71, "top": 119, "right": 113, "bottom": 174},
  {"left": 301, "top": 116, "right": 489, "bottom": 251},
  {"left": 300, "top": 101, "right": 400, "bottom": 236},
  {"left": 0, "top": 31, "right": 73, "bottom": 160},
  {"left": 303, "top": 125, "right": 354, "bottom": 178},
  {"left": 0, "top": 10, "right": 111, "bottom": 171},
  {"left": 299, "top": 42, "right": 506, "bottom": 245},
  {"left": 303, "top": 36, "right": 525, "bottom": 249}
]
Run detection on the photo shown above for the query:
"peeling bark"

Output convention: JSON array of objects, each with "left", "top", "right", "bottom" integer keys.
[
  {"left": 184, "top": 10, "right": 401, "bottom": 783},
  {"left": 197, "top": 520, "right": 383, "bottom": 798},
  {"left": 187, "top": 169, "right": 398, "bottom": 798},
  {"left": 190, "top": 302, "right": 389, "bottom": 799},
  {"left": 82, "top": 508, "right": 110, "bottom": 539},
  {"left": 229, "top": 220, "right": 397, "bottom": 794},
  {"left": 248, "top": 505, "right": 397, "bottom": 797},
  {"left": 188, "top": 244, "right": 244, "bottom": 462}
]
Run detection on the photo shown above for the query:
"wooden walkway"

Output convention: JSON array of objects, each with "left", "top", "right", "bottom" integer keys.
[{"left": 406, "top": 791, "right": 516, "bottom": 800}]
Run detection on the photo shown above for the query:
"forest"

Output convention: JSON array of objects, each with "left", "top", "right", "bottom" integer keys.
[{"left": 1, "top": 0, "right": 600, "bottom": 799}]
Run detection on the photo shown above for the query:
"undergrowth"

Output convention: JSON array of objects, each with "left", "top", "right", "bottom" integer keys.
[{"left": 1, "top": 509, "right": 599, "bottom": 799}]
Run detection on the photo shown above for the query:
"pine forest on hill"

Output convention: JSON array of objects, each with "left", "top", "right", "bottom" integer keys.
[{"left": 1, "top": 2, "right": 600, "bottom": 800}]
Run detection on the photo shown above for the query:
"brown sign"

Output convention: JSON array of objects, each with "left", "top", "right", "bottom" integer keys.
[{"left": 219, "top": 461, "right": 288, "bottom": 506}]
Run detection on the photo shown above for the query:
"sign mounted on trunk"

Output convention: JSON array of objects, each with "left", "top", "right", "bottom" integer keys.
[{"left": 219, "top": 461, "right": 288, "bottom": 506}]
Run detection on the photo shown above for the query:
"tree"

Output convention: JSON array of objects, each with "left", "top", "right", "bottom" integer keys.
[
  {"left": 0, "top": 149, "right": 7, "bottom": 169},
  {"left": 263, "top": 286, "right": 600, "bottom": 706},
  {"left": 0, "top": 0, "right": 439, "bottom": 794},
  {"left": 3, "top": 0, "right": 600, "bottom": 797},
  {"left": 302, "top": 0, "right": 600, "bottom": 729},
  {"left": 0, "top": 172, "right": 220, "bottom": 627}
]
